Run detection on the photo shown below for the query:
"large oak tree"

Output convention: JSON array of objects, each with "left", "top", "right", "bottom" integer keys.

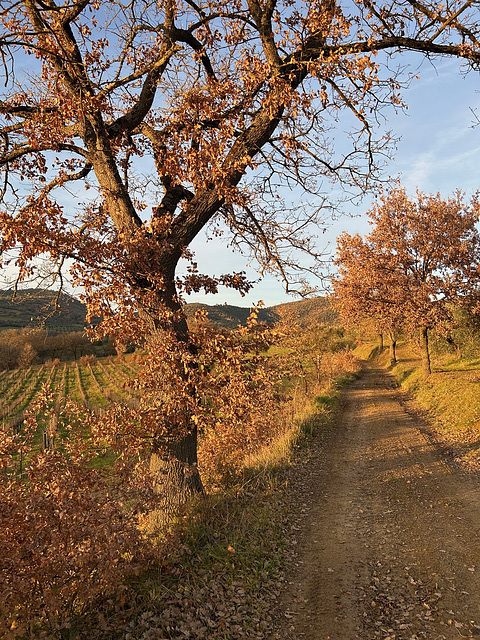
[
  {"left": 332, "top": 188, "right": 480, "bottom": 376},
  {"left": 1, "top": 0, "right": 480, "bottom": 496}
]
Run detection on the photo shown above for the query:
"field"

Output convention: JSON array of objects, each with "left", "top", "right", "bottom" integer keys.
[{"left": 0, "top": 356, "right": 139, "bottom": 432}]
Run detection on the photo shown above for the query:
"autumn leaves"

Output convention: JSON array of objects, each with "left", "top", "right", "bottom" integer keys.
[{"left": 332, "top": 187, "right": 480, "bottom": 376}]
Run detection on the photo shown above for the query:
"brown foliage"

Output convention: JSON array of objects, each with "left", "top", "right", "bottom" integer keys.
[
  {"left": 319, "top": 349, "right": 360, "bottom": 384},
  {"left": 194, "top": 314, "right": 289, "bottom": 482},
  {"left": 0, "top": 328, "right": 96, "bottom": 370},
  {"left": 0, "top": 313, "right": 361, "bottom": 636},
  {"left": 0, "top": 388, "right": 156, "bottom": 638},
  {"left": 79, "top": 353, "right": 96, "bottom": 367},
  {"left": 1, "top": 6, "right": 480, "bottom": 622},
  {"left": 84, "top": 310, "right": 289, "bottom": 488},
  {"left": 332, "top": 187, "right": 480, "bottom": 375}
]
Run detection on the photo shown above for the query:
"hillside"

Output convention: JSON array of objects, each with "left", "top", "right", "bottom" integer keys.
[
  {"left": 271, "top": 296, "right": 337, "bottom": 328},
  {"left": 185, "top": 302, "right": 279, "bottom": 329},
  {"left": 0, "top": 288, "right": 337, "bottom": 333},
  {"left": 186, "top": 296, "right": 336, "bottom": 329},
  {"left": 0, "top": 289, "right": 88, "bottom": 332}
]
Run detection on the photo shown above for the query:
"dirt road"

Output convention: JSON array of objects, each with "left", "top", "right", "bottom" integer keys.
[{"left": 272, "top": 365, "right": 480, "bottom": 640}]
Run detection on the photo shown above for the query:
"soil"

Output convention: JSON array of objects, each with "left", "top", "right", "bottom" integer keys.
[{"left": 270, "top": 365, "right": 480, "bottom": 640}]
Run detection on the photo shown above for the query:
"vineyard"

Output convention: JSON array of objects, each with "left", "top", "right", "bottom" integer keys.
[{"left": 0, "top": 356, "right": 139, "bottom": 433}]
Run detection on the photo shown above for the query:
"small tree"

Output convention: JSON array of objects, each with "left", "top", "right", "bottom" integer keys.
[
  {"left": 332, "top": 232, "right": 404, "bottom": 364},
  {"left": 332, "top": 188, "right": 480, "bottom": 376},
  {"left": 17, "top": 342, "right": 37, "bottom": 369}
]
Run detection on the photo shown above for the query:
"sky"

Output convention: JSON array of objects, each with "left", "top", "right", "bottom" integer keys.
[
  {"left": 181, "top": 56, "right": 480, "bottom": 309},
  {"left": 2, "top": 46, "right": 480, "bottom": 309}
]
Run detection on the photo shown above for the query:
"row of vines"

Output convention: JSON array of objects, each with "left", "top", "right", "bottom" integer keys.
[
  {"left": 0, "top": 356, "right": 139, "bottom": 433},
  {"left": 0, "top": 325, "right": 357, "bottom": 436}
]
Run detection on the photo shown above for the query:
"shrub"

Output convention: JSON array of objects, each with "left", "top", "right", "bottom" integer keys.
[
  {"left": 0, "top": 388, "right": 155, "bottom": 638},
  {"left": 319, "top": 349, "right": 360, "bottom": 383},
  {"left": 79, "top": 353, "right": 96, "bottom": 366}
]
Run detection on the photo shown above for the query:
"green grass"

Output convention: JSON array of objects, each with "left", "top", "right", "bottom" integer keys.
[
  {"left": 354, "top": 341, "right": 383, "bottom": 360},
  {"left": 7, "top": 368, "right": 35, "bottom": 402},
  {"left": 314, "top": 390, "right": 339, "bottom": 411},
  {"left": 122, "top": 485, "right": 286, "bottom": 640},
  {"left": 13, "top": 367, "right": 49, "bottom": 415},
  {"left": 0, "top": 368, "right": 21, "bottom": 397}
]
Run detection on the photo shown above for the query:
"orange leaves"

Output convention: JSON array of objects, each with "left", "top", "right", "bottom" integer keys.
[
  {"left": 0, "top": 385, "right": 156, "bottom": 637},
  {"left": 189, "top": 313, "right": 288, "bottom": 482},
  {"left": 332, "top": 186, "right": 480, "bottom": 341},
  {"left": 1, "top": 0, "right": 479, "bottom": 340}
]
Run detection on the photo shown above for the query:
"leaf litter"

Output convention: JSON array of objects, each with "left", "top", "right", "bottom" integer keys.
[{"left": 268, "top": 366, "right": 480, "bottom": 640}]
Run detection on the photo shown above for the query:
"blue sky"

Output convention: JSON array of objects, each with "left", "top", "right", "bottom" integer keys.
[
  {"left": 183, "top": 56, "right": 480, "bottom": 309},
  {"left": 2, "top": 52, "right": 479, "bottom": 308}
]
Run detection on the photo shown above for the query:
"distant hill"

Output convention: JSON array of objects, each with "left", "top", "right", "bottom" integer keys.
[
  {"left": 185, "top": 302, "right": 279, "bottom": 330},
  {"left": 0, "top": 289, "right": 87, "bottom": 332},
  {"left": 185, "top": 296, "right": 337, "bottom": 330},
  {"left": 270, "top": 296, "right": 338, "bottom": 328},
  {"left": 0, "top": 288, "right": 337, "bottom": 333}
]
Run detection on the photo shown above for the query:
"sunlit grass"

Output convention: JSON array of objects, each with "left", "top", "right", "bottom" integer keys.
[{"left": 364, "top": 340, "right": 480, "bottom": 468}]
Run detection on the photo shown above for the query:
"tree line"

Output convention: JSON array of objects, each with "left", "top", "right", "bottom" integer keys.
[{"left": 0, "top": 328, "right": 118, "bottom": 371}]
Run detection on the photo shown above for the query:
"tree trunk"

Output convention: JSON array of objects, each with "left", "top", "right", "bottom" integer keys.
[
  {"left": 150, "top": 431, "right": 203, "bottom": 517},
  {"left": 136, "top": 272, "right": 205, "bottom": 519},
  {"left": 446, "top": 335, "right": 462, "bottom": 360},
  {"left": 420, "top": 326, "right": 431, "bottom": 377},
  {"left": 388, "top": 331, "right": 397, "bottom": 365},
  {"left": 379, "top": 333, "right": 384, "bottom": 351}
]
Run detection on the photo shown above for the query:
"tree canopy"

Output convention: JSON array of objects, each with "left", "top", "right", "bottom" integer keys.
[
  {"left": 1, "top": 0, "right": 480, "bottom": 313},
  {"left": 332, "top": 187, "right": 480, "bottom": 375}
]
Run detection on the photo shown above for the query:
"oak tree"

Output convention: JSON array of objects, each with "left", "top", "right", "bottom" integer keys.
[
  {"left": 1, "top": 1, "right": 480, "bottom": 496},
  {"left": 332, "top": 231, "right": 405, "bottom": 364},
  {"left": 332, "top": 188, "right": 480, "bottom": 376}
]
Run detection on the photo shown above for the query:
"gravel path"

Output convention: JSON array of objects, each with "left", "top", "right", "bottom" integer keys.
[{"left": 271, "top": 365, "right": 480, "bottom": 640}]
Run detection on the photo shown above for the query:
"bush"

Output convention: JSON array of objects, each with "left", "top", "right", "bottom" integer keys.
[
  {"left": 0, "top": 388, "right": 156, "bottom": 638},
  {"left": 319, "top": 349, "right": 360, "bottom": 383}
]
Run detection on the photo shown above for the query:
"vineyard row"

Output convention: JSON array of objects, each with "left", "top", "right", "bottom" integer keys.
[{"left": 0, "top": 357, "right": 140, "bottom": 430}]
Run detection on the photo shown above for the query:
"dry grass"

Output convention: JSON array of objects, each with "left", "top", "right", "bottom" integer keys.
[{"left": 365, "top": 340, "right": 480, "bottom": 470}]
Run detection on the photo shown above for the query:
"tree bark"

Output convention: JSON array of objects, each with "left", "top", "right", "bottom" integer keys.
[
  {"left": 149, "top": 431, "right": 203, "bottom": 519},
  {"left": 446, "top": 335, "right": 462, "bottom": 360},
  {"left": 135, "top": 269, "right": 205, "bottom": 516},
  {"left": 420, "top": 326, "right": 431, "bottom": 377},
  {"left": 388, "top": 331, "right": 397, "bottom": 365}
]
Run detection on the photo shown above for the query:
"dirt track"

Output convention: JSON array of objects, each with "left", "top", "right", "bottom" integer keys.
[{"left": 272, "top": 365, "right": 480, "bottom": 640}]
